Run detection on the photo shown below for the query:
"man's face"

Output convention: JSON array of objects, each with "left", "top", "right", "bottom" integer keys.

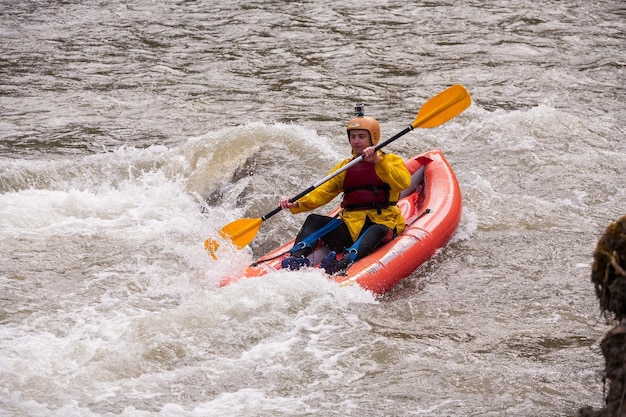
[{"left": 348, "top": 129, "right": 371, "bottom": 155}]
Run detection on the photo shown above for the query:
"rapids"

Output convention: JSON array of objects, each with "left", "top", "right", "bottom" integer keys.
[{"left": 1, "top": 1, "right": 624, "bottom": 416}]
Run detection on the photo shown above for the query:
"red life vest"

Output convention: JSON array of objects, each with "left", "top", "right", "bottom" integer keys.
[{"left": 341, "top": 160, "right": 394, "bottom": 211}]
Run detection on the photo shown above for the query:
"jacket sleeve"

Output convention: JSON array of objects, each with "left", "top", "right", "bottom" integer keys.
[
  {"left": 374, "top": 153, "right": 411, "bottom": 192},
  {"left": 289, "top": 159, "right": 350, "bottom": 214}
]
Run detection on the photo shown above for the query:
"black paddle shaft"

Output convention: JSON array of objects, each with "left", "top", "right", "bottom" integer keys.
[{"left": 260, "top": 125, "right": 414, "bottom": 222}]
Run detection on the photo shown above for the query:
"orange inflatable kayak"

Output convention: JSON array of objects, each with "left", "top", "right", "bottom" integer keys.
[{"left": 219, "top": 149, "right": 462, "bottom": 295}]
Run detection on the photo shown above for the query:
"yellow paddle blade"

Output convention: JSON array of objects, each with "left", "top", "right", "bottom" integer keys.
[
  {"left": 204, "top": 217, "right": 264, "bottom": 258},
  {"left": 412, "top": 84, "right": 471, "bottom": 129},
  {"left": 219, "top": 217, "right": 264, "bottom": 249}
]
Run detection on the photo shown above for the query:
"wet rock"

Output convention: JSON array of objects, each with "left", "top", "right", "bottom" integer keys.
[
  {"left": 580, "top": 215, "right": 626, "bottom": 417},
  {"left": 592, "top": 215, "right": 626, "bottom": 321}
]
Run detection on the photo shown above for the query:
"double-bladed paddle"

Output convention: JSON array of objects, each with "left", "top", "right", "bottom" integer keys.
[{"left": 205, "top": 84, "right": 471, "bottom": 259}]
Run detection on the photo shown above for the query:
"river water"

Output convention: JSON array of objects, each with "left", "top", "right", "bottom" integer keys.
[{"left": 1, "top": 1, "right": 624, "bottom": 416}]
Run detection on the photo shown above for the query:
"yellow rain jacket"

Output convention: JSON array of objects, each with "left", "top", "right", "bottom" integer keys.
[{"left": 290, "top": 151, "right": 411, "bottom": 242}]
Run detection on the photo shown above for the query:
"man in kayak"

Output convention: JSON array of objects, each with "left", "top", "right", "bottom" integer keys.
[{"left": 279, "top": 111, "right": 411, "bottom": 275}]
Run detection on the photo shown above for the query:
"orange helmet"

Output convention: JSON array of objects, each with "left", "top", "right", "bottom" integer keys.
[{"left": 346, "top": 116, "right": 381, "bottom": 146}]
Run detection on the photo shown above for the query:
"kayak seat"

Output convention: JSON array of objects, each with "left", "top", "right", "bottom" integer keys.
[
  {"left": 399, "top": 165, "right": 425, "bottom": 199},
  {"left": 398, "top": 164, "right": 425, "bottom": 221}
]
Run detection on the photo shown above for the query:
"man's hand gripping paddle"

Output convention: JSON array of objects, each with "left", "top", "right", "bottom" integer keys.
[{"left": 204, "top": 84, "right": 471, "bottom": 259}]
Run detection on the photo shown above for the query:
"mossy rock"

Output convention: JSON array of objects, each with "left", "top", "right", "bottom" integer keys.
[
  {"left": 592, "top": 215, "right": 626, "bottom": 320},
  {"left": 579, "top": 216, "right": 626, "bottom": 417}
]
